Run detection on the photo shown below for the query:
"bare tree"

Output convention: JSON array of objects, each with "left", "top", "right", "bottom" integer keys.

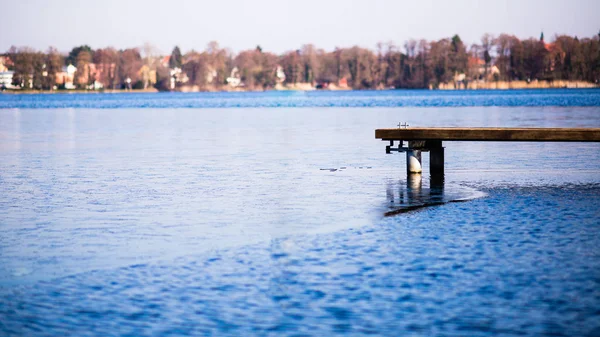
[{"left": 481, "top": 33, "right": 495, "bottom": 80}]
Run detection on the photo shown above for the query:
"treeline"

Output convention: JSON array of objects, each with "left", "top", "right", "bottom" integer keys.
[
  {"left": 6, "top": 45, "right": 149, "bottom": 90},
  {"left": 3, "top": 32, "right": 600, "bottom": 91}
]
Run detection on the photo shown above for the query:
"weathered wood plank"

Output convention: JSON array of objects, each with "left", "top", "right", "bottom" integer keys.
[{"left": 375, "top": 127, "right": 600, "bottom": 142}]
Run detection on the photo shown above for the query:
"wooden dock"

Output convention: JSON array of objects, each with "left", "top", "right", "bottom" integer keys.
[
  {"left": 375, "top": 127, "right": 600, "bottom": 175},
  {"left": 375, "top": 127, "right": 600, "bottom": 142}
]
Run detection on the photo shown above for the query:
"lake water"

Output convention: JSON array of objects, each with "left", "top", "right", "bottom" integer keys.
[{"left": 1, "top": 89, "right": 599, "bottom": 336}]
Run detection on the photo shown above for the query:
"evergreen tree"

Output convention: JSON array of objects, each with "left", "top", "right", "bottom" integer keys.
[
  {"left": 449, "top": 34, "right": 468, "bottom": 76},
  {"left": 169, "top": 46, "right": 182, "bottom": 69},
  {"left": 67, "top": 45, "right": 93, "bottom": 65}
]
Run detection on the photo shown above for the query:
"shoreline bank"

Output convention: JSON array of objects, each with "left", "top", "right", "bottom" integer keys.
[
  {"left": 438, "top": 80, "right": 599, "bottom": 90},
  {"left": 1, "top": 80, "right": 598, "bottom": 94}
]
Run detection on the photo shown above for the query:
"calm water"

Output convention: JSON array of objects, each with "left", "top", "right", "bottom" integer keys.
[
  {"left": 1, "top": 90, "right": 599, "bottom": 336},
  {"left": 2, "top": 88, "right": 600, "bottom": 109}
]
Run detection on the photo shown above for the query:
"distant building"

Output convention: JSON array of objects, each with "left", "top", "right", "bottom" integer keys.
[
  {"left": 169, "top": 67, "right": 188, "bottom": 89},
  {"left": 468, "top": 56, "right": 485, "bottom": 69},
  {"left": 275, "top": 65, "right": 286, "bottom": 83},
  {"left": 74, "top": 63, "right": 105, "bottom": 89},
  {"left": 55, "top": 64, "right": 77, "bottom": 89},
  {"left": 226, "top": 67, "right": 242, "bottom": 87},
  {"left": 338, "top": 77, "right": 348, "bottom": 88},
  {"left": 0, "top": 56, "right": 12, "bottom": 72},
  {"left": 0, "top": 71, "right": 15, "bottom": 89},
  {"left": 467, "top": 57, "right": 499, "bottom": 81},
  {"left": 138, "top": 65, "right": 157, "bottom": 89},
  {"left": 544, "top": 43, "right": 558, "bottom": 72},
  {"left": 94, "top": 63, "right": 117, "bottom": 88},
  {"left": 160, "top": 55, "right": 170, "bottom": 68},
  {"left": 206, "top": 66, "right": 217, "bottom": 84}
]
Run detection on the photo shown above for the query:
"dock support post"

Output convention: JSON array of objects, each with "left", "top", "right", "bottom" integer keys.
[
  {"left": 406, "top": 141, "right": 423, "bottom": 174},
  {"left": 429, "top": 140, "right": 444, "bottom": 177},
  {"left": 406, "top": 150, "right": 422, "bottom": 174}
]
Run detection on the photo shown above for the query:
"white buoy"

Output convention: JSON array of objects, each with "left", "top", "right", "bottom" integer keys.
[{"left": 406, "top": 149, "right": 422, "bottom": 174}]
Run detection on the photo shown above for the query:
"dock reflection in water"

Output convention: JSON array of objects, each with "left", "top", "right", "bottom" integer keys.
[{"left": 385, "top": 174, "right": 480, "bottom": 216}]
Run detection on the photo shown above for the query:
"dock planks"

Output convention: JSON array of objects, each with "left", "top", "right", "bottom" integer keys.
[{"left": 375, "top": 127, "right": 600, "bottom": 142}]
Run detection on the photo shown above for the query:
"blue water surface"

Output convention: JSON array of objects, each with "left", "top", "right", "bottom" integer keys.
[
  {"left": 1, "top": 91, "right": 600, "bottom": 336},
  {"left": 1, "top": 88, "right": 600, "bottom": 109}
]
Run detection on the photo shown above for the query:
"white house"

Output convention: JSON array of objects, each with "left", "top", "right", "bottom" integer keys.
[
  {"left": 169, "top": 67, "right": 189, "bottom": 89},
  {"left": 55, "top": 64, "right": 77, "bottom": 89},
  {"left": 0, "top": 71, "right": 15, "bottom": 89},
  {"left": 226, "top": 67, "right": 241, "bottom": 87},
  {"left": 276, "top": 65, "right": 286, "bottom": 83},
  {"left": 206, "top": 66, "right": 217, "bottom": 84}
]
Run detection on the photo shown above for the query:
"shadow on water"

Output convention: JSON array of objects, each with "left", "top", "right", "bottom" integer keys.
[{"left": 384, "top": 174, "right": 483, "bottom": 217}]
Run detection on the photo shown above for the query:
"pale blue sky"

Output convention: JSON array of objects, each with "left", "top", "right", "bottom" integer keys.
[{"left": 1, "top": 0, "right": 598, "bottom": 55}]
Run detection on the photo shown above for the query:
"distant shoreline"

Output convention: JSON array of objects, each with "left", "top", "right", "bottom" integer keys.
[
  {"left": 437, "top": 80, "right": 599, "bottom": 90},
  {"left": 0, "top": 88, "right": 160, "bottom": 95},
  {"left": 1, "top": 81, "right": 598, "bottom": 94}
]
